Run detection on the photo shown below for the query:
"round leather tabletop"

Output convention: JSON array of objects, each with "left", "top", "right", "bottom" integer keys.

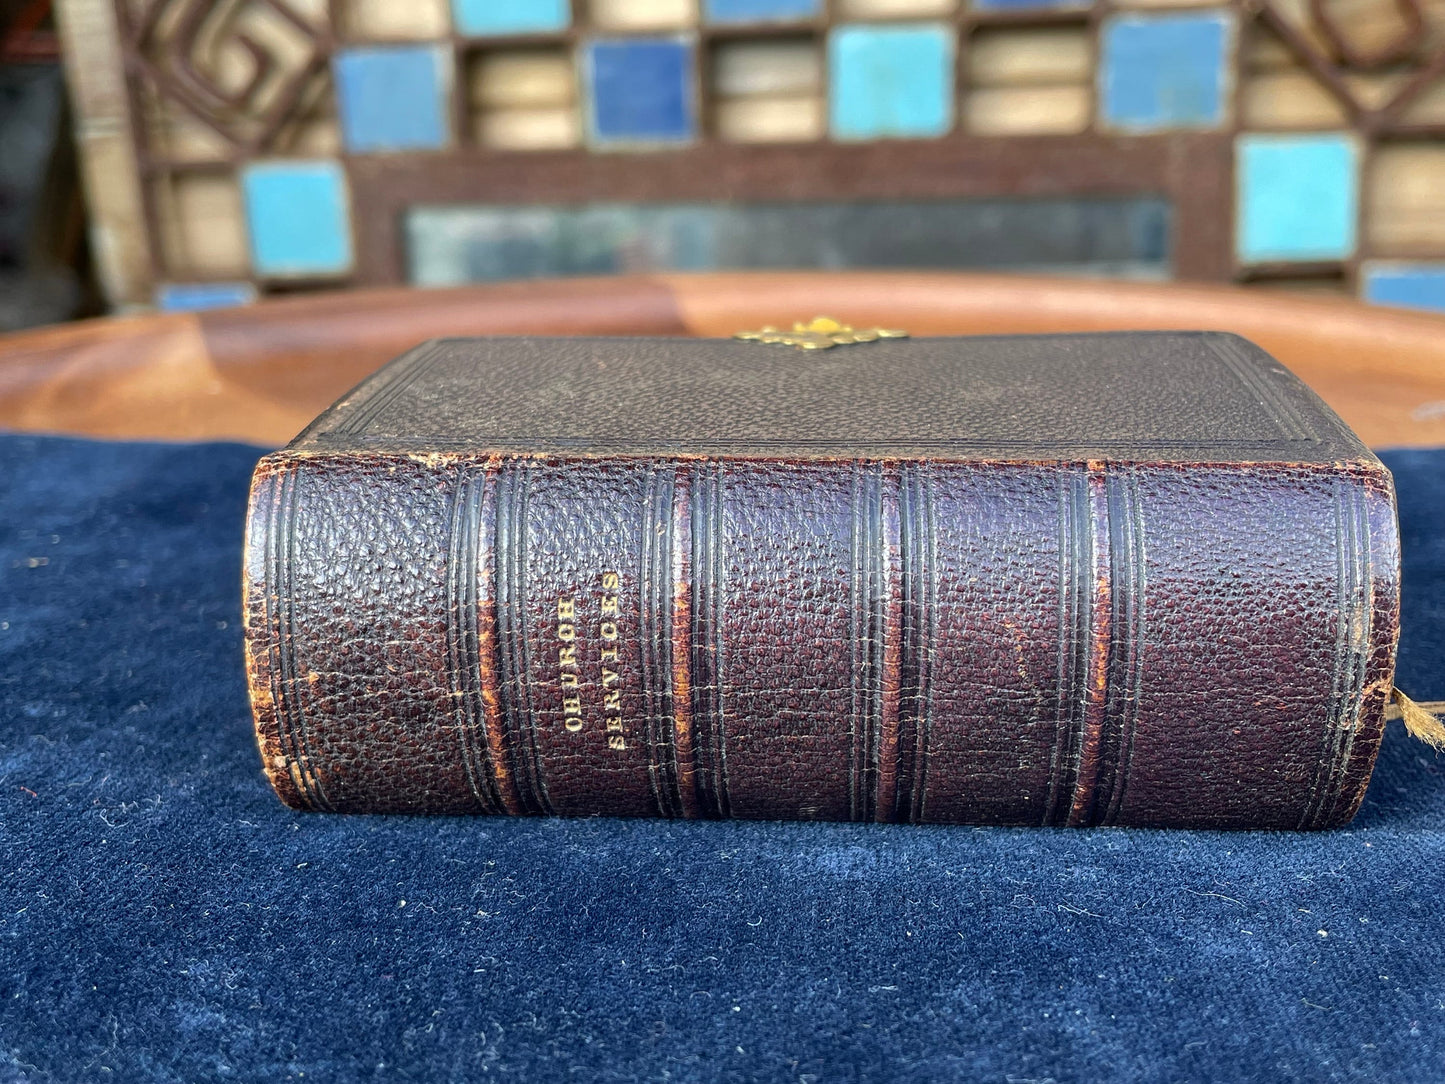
[{"left": 2, "top": 271, "right": 1443, "bottom": 448}]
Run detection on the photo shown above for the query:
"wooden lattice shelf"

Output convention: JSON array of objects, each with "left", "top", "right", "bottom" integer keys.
[{"left": 53, "top": 0, "right": 1445, "bottom": 311}]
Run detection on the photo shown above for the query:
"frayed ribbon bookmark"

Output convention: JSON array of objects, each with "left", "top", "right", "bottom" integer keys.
[{"left": 1388, "top": 688, "right": 1445, "bottom": 752}]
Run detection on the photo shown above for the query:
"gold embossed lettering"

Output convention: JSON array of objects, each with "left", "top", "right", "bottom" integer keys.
[
  {"left": 552, "top": 577, "right": 629, "bottom": 750},
  {"left": 557, "top": 597, "right": 581, "bottom": 733},
  {"left": 597, "top": 573, "right": 625, "bottom": 752}
]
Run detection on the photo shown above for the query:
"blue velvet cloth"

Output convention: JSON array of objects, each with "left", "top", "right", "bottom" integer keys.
[{"left": 2, "top": 434, "right": 1442, "bottom": 1082}]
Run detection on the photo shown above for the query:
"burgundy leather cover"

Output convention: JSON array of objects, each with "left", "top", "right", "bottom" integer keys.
[{"left": 243, "top": 332, "right": 1400, "bottom": 827}]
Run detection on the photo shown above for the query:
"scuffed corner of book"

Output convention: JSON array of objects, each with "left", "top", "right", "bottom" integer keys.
[
  {"left": 242, "top": 625, "right": 309, "bottom": 812},
  {"left": 249, "top": 690, "right": 314, "bottom": 814}
]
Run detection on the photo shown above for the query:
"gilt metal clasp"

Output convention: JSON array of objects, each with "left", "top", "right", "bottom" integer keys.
[{"left": 734, "top": 316, "right": 909, "bottom": 351}]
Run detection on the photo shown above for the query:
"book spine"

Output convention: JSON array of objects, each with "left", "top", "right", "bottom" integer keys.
[{"left": 243, "top": 452, "right": 1399, "bottom": 828}]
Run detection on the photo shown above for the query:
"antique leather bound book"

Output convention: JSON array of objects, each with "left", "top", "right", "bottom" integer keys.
[{"left": 243, "top": 331, "right": 1400, "bottom": 828}]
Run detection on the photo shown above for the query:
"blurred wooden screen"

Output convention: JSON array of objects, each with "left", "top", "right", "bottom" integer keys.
[{"left": 54, "top": 0, "right": 1445, "bottom": 313}]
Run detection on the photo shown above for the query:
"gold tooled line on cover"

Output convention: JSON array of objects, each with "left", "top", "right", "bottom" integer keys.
[{"left": 734, "top": 316, "right": 908, "bottom": 352}]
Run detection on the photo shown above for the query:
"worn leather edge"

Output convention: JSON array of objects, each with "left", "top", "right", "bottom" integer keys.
[
  {"left": 1320, "top": 462, "right": 1402, "bottom": 828},
  {"left": 242, "top": 452, "right": 312, "bottom": 811}
]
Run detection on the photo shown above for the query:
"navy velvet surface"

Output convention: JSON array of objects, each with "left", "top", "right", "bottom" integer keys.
[{"left": 2, "top": 434, "right": 1442, "bottom": 1083}]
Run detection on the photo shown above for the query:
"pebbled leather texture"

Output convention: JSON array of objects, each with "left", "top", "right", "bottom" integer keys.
[{"left": 244, "top": 332, "right": 1400, "bottom": 827}]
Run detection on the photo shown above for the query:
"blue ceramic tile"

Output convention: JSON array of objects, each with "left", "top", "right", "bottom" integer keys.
[
  {"left": 1100, "top": 12, "right": 1230, "bottom": 131},
  {"left": 451, "top": 0, "right": 568, "bottom": 36},
  {"left": 829, "top": 23, "right": 953, "bottom": 140},
  {"left": 242, "top": 161, "right": 353, "bottom": 277},
  {"left": 1363, "top": 263, "right": 1445, "bottom": 313},
  {"left": 587, "top": 39, "right": 695, "bottom": 145},
  {"left": 1236, "top": 134, "right": 1358, "bottom": 264},
  {"left": 154, "top": 282, "right": 257, "bottom": 312},
  {"left": 334, "top": 46, "right": 449, "bottom": 153},
  {"left": 705, "top": 0, "right": 819, "bottom": 22}
]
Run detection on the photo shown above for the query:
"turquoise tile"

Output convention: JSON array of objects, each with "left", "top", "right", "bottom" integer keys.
[
  {"left": 242, "top": 161, "right": 353, "bottom": 277},
  {"left": 334, "top": 46, "right": 449, "bottom": 153},
  {"left": 1236, "top": 134, "right": 1358, "bottom": 264},
  {"left": 706, "top": 0, "right": 820, "bottom": 21},
  {"left": 829, "top": 23, "right": 953, "bottom": 141},
  {"left": 155, "top": 282, "right": 257, "bottom": 312},
  {"left": 1100, "top": 12, "right": 1230, "bottom": 132},
  {"left": 586, "top": 39, "right": 696, "bottom": 145},
  {"left": 451, "top": 0, "right": 568, "bottom": 35},
  {"left": 1363, "top": 263, "right": 1445, "bottom": 313},
  {"left": 1236, "top": 135, "right": 1358, "bottom": 264}
]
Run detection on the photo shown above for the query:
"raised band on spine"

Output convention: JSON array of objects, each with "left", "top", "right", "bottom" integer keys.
[
  {"left": 640, "top": 464, "right": 685, "bottom": 818},
  {"left": 1067, "top": 462, "right": 1113, "bottom": 827},
  {"left": 846, "top": 463, "right": 900, "bottom": 822},
  {"left": 1046, "top": 467, "right": 1091, "bottom": 826},
  {"left": 475, "top": 460, "right": 524, "bottom": 814},
  {"left": 669, "top": 465, "right": 700, "bottom": 819},
  {"left": 445, "top": 463, "right": 506, "bottom": 814},
  {"left": 494, "top": 461, "right": 553, "bottom": 815},
  {"left": 894, "top": 463, "right": 936, "bottom": 824},
  {"left": 1099, "top": 469, "right": 1146, "bottom": 827},
  {"left": 874, "top": 465, "right": 903, "bottom": 823},
  {"left": 690, "top": 462, "right": 729, "bottom": 818},
  {"left": 848, "top": 464, "right": 868, "bottom": 821}
]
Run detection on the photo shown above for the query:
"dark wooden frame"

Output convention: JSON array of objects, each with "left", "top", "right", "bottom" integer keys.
[{"left": 348, "top": 134, "right": 1233, "bottom": 285}]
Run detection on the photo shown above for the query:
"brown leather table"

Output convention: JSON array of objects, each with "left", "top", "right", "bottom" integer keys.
[{"left": 2, "top": 271, "right": 1443, "bottom": 448}]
